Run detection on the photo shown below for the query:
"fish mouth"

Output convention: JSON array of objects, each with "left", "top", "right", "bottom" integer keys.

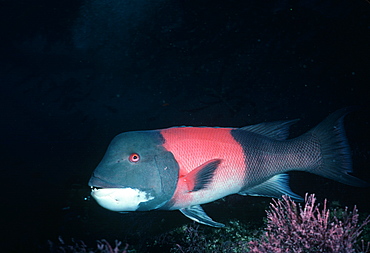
[
  {"left": 90, "top": 186, "right": 105, "bottom": 193},
  {"left": 88, "top": 174, "right": 123, "bottom": 189},
  {"left": 89, "top": 186, "right": 155, "bottom": 212},
  {"left": 88, "top": 175, "right": 155, "bottom": 211}
]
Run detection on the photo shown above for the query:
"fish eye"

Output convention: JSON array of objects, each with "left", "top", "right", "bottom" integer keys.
[{"left": 129, "top": 153, "right": 140, "bottom": 163}]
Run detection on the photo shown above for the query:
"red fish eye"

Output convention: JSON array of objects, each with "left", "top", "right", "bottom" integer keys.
[{"left": 129, "top": 153, "right": 140, "bottom": 163}]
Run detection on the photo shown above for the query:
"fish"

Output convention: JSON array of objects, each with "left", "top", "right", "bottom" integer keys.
[{"left": 88, "top": 107, "right": 369, "bottom": 227}]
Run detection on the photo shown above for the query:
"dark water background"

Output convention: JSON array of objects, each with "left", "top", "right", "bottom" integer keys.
[{"left": 1, "top": 0, "right": 370, "bottom": 251}]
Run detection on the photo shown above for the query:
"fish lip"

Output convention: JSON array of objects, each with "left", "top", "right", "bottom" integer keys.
[{"left": 88, "top": 175, "right": 124, "bottom": 189}]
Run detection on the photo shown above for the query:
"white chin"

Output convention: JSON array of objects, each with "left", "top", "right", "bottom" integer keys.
[{"left": 91, "top": 187, "right": 154, "bottom": 211}]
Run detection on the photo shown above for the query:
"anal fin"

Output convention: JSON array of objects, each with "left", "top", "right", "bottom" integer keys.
[
  {"left": 239, "top": 173, "right": 303, "bottom": 201},
  {"left": 180, "top": 205, "right": 225, "bottom": 228}
]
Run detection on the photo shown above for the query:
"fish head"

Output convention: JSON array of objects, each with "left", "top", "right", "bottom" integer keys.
[{"left": 88, "top": 130, "right": 179, "bottom": 212}]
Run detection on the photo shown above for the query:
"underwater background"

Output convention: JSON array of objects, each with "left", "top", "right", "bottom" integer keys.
[{"left": 1, "top": 0, "right": 370, "bottom": 251}]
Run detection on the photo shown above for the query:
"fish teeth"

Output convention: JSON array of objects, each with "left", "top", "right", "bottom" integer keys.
[{"left": 91, "top": 186, "right": 101, "bottom": 191}]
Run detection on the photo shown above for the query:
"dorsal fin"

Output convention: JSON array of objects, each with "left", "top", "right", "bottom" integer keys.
[
  {"left": 240, "top": 119, "right": 299, "bottom": 140},
  {"left": 181, "top": 159, "right": 222, "bottom": 192}
]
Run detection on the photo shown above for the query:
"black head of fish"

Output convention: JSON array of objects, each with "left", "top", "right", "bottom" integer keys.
[{"left": 88, "top": 130, "right": 179, "bottom": 212}]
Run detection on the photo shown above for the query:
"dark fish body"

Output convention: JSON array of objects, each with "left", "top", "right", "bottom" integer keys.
[{"left": 89, "top": 108, "right": 368, "bottom": 227}]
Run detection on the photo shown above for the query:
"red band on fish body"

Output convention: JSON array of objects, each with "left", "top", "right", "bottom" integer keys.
[{"left": 161, "top": 127, "right": 246, "bottom": 209}]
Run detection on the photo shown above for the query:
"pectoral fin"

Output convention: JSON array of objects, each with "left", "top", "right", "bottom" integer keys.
[
  {"left": 179, "top": 205, "right": 225, "bottom": 228},
  {"left": 181, "top": 159, "right": 222, "bottom": 192}
]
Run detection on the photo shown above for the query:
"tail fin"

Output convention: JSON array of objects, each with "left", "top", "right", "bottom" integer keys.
[{"left": 308, "top": 107, "right": 369, "bottom": 187}]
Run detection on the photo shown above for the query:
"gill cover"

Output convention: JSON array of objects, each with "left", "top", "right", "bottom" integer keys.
[{"left": 89, "top": 131, "right": 179, "bottom": 211}]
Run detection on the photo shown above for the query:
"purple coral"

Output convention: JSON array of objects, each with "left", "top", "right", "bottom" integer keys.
[
  {"left": 48, "top": 237, "right": 129, "bottom": 253},
  {"left": 249, "top": 193, "right": 370, "bottom": 253}
]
